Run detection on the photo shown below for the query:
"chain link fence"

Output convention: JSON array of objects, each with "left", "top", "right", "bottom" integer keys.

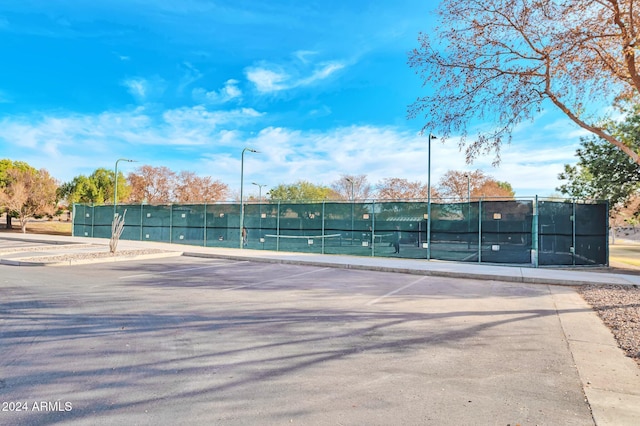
[{"left": 73, "top": 197, "right": 608, "bottom": 267}]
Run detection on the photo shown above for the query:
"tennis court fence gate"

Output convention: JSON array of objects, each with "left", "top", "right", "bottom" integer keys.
[{"left": 73, "top": 198, "right": 608, "bottom": 267}]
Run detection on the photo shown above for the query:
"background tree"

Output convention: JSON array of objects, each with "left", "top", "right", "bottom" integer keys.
[
  {"left": 475, "top": 181, "right": 515, "bottom": 201},
  {"left": 409, "top": 0, "right": 640, "bottom": 166},
  {"left": 0, "top": 167, "right": 58, "bottom": 233},
  {"left": 0, "top": 159, "right": 33, "bottom": 229},
  {"left": 331, "top": 174, "right": 373, "bottom": 200},
  {"left": 376, "top": 177, "right": 435, "bottom": 200},
  {"left": 609, "top": 194, "right": 640, "bottom": 243},
  {"left": 557, "top": 137, "right": 640, "bottom": 204},
  {"left": 436, "top": 170, "right": 513, "bottom": 202},
  {"left": 557, "top": 136, "right": 640, "bottom": 240},
  {"left": 58, "top": 168, "right": 131, "bottom": 206},
  {"left": 128, "top": 165, "right": 176, "bottom": 204},
  {"left": 268, "top": 181, "right": 339, "bottom": 202},
  {"left": 174, "top": 171, "right": 229, "bottom": 203}
]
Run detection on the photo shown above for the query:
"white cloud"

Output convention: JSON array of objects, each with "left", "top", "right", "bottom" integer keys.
[
  {"left": 301, "top": 62, "right": 345, "bottom": 84},
  {"left": 244, "top": 54, "right": 346, "bottom": 94},
  {"left": 294, "top": 50, "right": 317, "bottom": 64},
  {"left": 123, "top": 78, "right": 146, "bottom": 99},
  {"left": 121, "top": 76, "right": 166, "bottom": 102},
  {"left": 192, "top": 79, "right": 242, "bottom": 104},
  {"left": 0, "top": 105, "right": 581, "bottom": 197},
  {"left": 245, "top": 67, "right": 288, "bottom": 93},
  {"left": 0, "top": 105, "right": 266, "bottom": 182},
  {"left": 177, "top": 62, "right": 203, "bottom": 94}
]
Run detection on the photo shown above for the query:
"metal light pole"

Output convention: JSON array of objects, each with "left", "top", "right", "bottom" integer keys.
[
  {"left": 252, "top": 182, "right": 266, "bottom": 240},
  {"left": 114, "top": 158, "right": 136, "bottom": 217},
  {"left": 240, "top": 148, "right": 259, "bottom": 249},
  {"left": 252, "top": 182, "right": 266, "bottom": 202},
  {"left": 346, "top": 177, "right": 355, "bottom": 244},
  {"left": 466, "top": 173, "right": 471, "bottom": 249},
  {"left": 426, "top": 133, "right": 436, "bottom": 260}
]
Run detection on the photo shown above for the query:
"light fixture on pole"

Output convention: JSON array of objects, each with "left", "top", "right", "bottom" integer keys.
[
  {"left": 114, "top": 158, "right": 137, "bottom": 217},
  {"left": 465, "top": 173, "right": 471, "bottom": 203},
  {"left": 252, "top": 182, "right": 266, "bottom": 239},
  {"left": 426, "top": 133, "right": 436, "bottom": 260},
  {"left": 252, "top": 182, "right": 266, "bottom": 202},
  {"left": 465, "top": 172, "right": 471, "bottom": 249},
  {"left": 240, "top": 148, "right": 259, "bottom": 249},
  {"left": 346, "top": 177, "right": 355, "bottom": 245}
]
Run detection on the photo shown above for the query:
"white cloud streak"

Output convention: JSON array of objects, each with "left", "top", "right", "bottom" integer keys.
[
  {"left": 245, "top": 56, "right": 346, "bottom": 94},
  {"left": 0, "top": 107, "right": 580, "bottom": 197},
  {"left": 192, "top": 79, "right": 242, "bottom": 104},
  {"left": 121, "top": 76, "right": 167, "bottom": 102}
]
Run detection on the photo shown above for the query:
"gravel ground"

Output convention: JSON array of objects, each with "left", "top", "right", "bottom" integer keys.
[
  {"left": 17, "top": 248, "right": 170, "bottom": 263},
  {"left": 0, "top": 243, "right": 97, "bottom": 254},
  {"left": 578, "top": 285, "right": 640, "bottom": 367}
]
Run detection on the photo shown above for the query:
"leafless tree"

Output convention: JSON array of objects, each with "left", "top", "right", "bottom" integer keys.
[
  {"left": 331, "top": 174, "right": 373, "bottom": 200},
  {"left": 409, "top": 0, "right": 640, "bottom": 166},
  {"left": 174, "top": 171, "right": 229, "bottom": 203},
  {"left": 437, "top": 170, "right": 515, "bottom": 201},
  {"left": 127, "top": 165, "right": 176, "bottom": 204},
  {"left": 376, "top": 177, "right": 438, "bottom": 200}
]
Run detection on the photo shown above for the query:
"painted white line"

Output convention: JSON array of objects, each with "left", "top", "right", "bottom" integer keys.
[
  {"left": 366, "top": 276, "right": 428, "bottom": 306},
  {"left": 120, "top": 261, "right": 248, "bottom": 279},
  {"left": 223, "top": 267, "right": 331, "bottom": 291}
]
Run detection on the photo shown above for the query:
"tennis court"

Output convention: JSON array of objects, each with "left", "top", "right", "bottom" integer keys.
[
  {"left": 0, "top": 256, "right": 594, "bottom": 425},
  {"left": 74, "top": 198, "right": 609, "bottom": 266}
]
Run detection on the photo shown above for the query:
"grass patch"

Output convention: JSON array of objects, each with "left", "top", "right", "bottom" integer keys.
[
  {"left": 609, "top": 244, "right": 640, "bottom": 269},
  {"left": 0, "top": 220, "right": 72, "bottom": 236}
]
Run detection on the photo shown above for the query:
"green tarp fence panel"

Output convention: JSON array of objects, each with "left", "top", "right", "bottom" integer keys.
[{"left": 73, "top": 198, "right": 608, "bottom": 267}]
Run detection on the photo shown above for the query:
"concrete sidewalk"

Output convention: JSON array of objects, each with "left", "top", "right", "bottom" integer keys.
[{"left": 1, "top": 232, "right": 640, "bottom": 425}]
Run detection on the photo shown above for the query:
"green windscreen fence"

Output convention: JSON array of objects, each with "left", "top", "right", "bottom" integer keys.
[{"left": 73, "top": 198, "right": 608, "bottom": 267}]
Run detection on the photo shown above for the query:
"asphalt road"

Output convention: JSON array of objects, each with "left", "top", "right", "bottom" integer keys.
[{"left": 1, "top": 256, "right": 595, "bottom": 425}]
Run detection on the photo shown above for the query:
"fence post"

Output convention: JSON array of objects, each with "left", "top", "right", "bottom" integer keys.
[
  {"left": 572, "top": 200, "right": 576, "bottom": 266},
  {"left": 71, "top": 203, "right": 76, "bottom": 237},
  {"left": 372, "top": 200, "right": 376, "bottom": 257},
  {"left": 322, "top": 201, "right": 326, "bottom": 254},
  {"left": 276, "top": 201, "right": 281, "bottom": 252},
  {"left": 532, "top": 196, "right": 539, "bottom": 267},
  {"left": 169, "top": 204, "right": 173, "bottom": 244},
  {"left": 478, "top": 198, "right": 482, "bottom": 263},
  {"left": 203, "top": 203, "right": 207, "bottom": 247},
  {"left": 140, "top": 203, "right": 144, "bottom": 241},
  {"left": 606, "top": 200, "right": 610, "bottom": 267}
]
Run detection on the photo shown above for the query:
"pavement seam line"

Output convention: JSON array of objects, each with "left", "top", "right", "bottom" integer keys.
[{"left": 366, "top": 276, "right": 428, "bottom": 306}]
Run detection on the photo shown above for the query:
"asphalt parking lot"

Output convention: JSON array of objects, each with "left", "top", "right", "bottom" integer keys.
[{"left": 1, "top": 256, "right": 598, "bottom": 425}]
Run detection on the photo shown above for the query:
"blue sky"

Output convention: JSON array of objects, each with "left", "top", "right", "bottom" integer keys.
[{"left": 0, "top": 0, "right": 585, "bottom": 198}]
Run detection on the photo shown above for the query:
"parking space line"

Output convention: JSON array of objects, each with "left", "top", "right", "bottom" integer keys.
[
  {"left": 119, "top": 261, "right": 249, "bottom": 279},
  {"left": 223, "top": 267, "right": 331, "bottom": 291},
  {"left": 366, "top": 276, "right": 428, "bottom": 305}
]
